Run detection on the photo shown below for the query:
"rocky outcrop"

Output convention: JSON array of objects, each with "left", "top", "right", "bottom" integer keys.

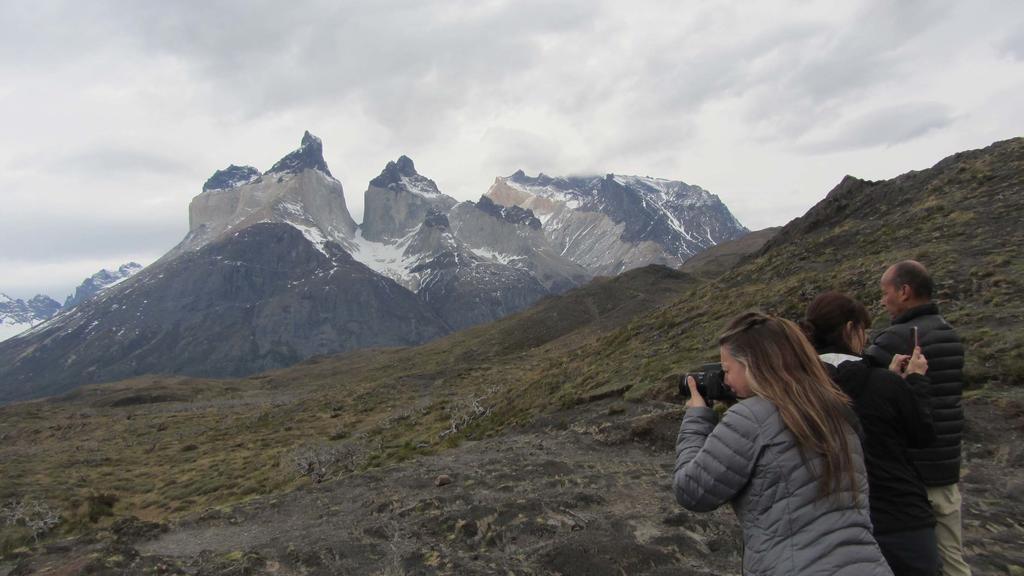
[
  {"left": 175, "top": 133, "right": 358, "bottom": 259},
  {"left": 473, "top": 196, "right": 542, "bottom": 230},
  {"left": 395, "top": 214, "right": 550, "bottom": 331},
  {"left": 360, "top": 156, "right": 458, "bottom": 242},
  {"left": 448, "top": 198, "right": 590, "bottom": 293},
  {"left": 202, "top": 165, "right": 260, "bottom": 192},
  {"left": 353, "top": 160, "right": 588, "bottom": 326}
]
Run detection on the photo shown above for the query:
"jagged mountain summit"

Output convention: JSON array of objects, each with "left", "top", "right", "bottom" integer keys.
[
  {"left": 171, "top": 131, "right": 358, "bottom": 260},
  {"left": 267, "top": 131, "right": 334, "bottom": 177},
  {"left": 359, "top": 155, "right": 458, "bottom": 243},
  {"left": 0, "top": 293, "right": 61, "bottom": 342},
  {"left": 486, "top": 171, "right": 748, "bottom": 275},
  {"left": 447, "top": 196, "right": 590, "bottom": 293},
  {"left": 351, "top": 157, "right": 576, "bottom": 329},
  {"left": 352, "top": 156, "right": 589, "bottom": 296},
  {"left": 64, "top": 262, "right": 143, "bottom": 308}
]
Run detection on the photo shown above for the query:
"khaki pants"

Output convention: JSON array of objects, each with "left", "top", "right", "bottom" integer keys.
[{"left": 928, "top": 483, "right": 971, "bottom": 576}]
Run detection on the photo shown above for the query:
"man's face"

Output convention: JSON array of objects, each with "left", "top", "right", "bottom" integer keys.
[{"left": 879, "top": 268, "right": 906, "bottom": 319}]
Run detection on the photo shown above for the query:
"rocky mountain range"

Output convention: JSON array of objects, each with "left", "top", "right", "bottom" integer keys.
[
  {"left": 0, "top": 294, "right": 61, "bottom": 342},
  {"left": 0, "top": 263, "right": 143, "bottom": 343},
  {"left": 0, "top": 132, "right": 747, "bottom": 403},
  {"left": 63, "top": 262, "right": 143, "bottom": 308},
  {"left": 487, "top": 170, "right": 748, "bottom": 276}
]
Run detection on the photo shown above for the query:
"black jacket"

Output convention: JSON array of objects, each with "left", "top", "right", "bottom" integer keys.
[
  {"left": 820, "top": 350, "right": 936, "bottom": 535},
  {"left": 865, "top": 303, "right": 965, "bottom": 486}
]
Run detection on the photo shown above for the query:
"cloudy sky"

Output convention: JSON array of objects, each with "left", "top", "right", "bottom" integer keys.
[{"left": 2, "top": 0, "right": 1023, "bottom": 300}]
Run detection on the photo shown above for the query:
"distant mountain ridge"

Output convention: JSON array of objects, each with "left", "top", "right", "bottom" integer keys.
[
  {"left": 1, "top": 262, "right": 143, "bottom": 343},
  {"left": 64, "top": 262, "right": 143, "bottom": 308},
  {"left": 0, "top": 132, "right": 748, "bottom": 403},
  {"left": 0, "top": 293, "right": 61, "bottom": 342}
]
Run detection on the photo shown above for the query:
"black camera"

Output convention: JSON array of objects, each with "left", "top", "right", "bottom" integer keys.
[{"left": 678, "top": 362, "right": 736, "bottom": 403}]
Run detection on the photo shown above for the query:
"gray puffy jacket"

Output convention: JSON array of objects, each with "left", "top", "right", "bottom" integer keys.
[{"left": 674, "top": 397, "right": 893, "bottom": 576}]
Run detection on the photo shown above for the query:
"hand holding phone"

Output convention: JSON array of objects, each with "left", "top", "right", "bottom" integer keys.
[
  {"left": 906, "top": 346, "right": 928, "bottom": 376},
  {"left": 889, "top": 353, "right": 911, "bottom": 376}
]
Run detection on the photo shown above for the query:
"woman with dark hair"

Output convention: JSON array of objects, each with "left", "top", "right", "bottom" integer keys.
[
  {"left": 673, "top": 311, "right": 893, "bottom": 576},
  {"left": 803, "top": 291, "right": 938, "bottom": 576}
]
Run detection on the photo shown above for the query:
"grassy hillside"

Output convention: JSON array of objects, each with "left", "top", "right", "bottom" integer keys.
[
  {"left": 1, "top": 137, "right": 1022, "bottom": 556},
  {"left": 0, "top": 265, "right": 699, "bottom": 550}
]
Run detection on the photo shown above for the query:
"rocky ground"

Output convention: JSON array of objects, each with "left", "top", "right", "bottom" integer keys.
[{"left": 3, "top": 388, "right": 1023, "bottom": 575}]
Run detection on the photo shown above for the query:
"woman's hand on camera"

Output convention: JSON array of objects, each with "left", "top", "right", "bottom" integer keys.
[{"left": 685, "top": 376, "right": 708, "bottom": 408}]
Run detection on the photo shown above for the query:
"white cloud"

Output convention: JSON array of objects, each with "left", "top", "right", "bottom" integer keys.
[
  {"left": 1, "top": 0, "right": 1023, "bottom": 299},
  {"left": 796, "top": 102, "right": 955, "bottom": 153}
]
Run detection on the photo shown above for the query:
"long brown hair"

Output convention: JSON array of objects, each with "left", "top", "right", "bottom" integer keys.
[{"left": 719, "top": 311, "right": 857, "bottom": 498}]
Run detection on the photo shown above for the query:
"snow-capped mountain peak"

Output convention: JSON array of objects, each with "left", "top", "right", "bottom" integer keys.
[
  {"left": 369, "top": 155, "right": 445, "bottom": 199},
  {"left": 203, "top": 165, "right": 261, "bottom": 191},
  {"left": 172, "top": 132, "right": 359, "bottom": 260},
  {"left": 265, "top": 130, "right": 334, "bottom": 178},
  {"left": 63, "top": 262, "right": 144, "bottom": 308},
  {"left": 501, "top": 171, "right": 589, "bottom": 209},
  {"left": 487, "top": 169, "right": 748, "bottom": 275},
  {"left": 0, "top": 293, "right": 61, "bottom": 342},
  {"left": 611, "top": 174, "right": 718, "bottom": 208}
]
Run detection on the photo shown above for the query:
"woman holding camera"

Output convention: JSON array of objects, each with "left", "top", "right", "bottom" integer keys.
[
  {"left": 802, "top": 292, "right": 938, "bottom": 576},
  {"left": 673, "top": 312, "right": 892, "bottom": 576}
]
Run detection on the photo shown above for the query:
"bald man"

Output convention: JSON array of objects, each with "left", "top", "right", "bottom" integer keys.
[{"left": 866, "top": 261, "right": 970, "bottom": 576}]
